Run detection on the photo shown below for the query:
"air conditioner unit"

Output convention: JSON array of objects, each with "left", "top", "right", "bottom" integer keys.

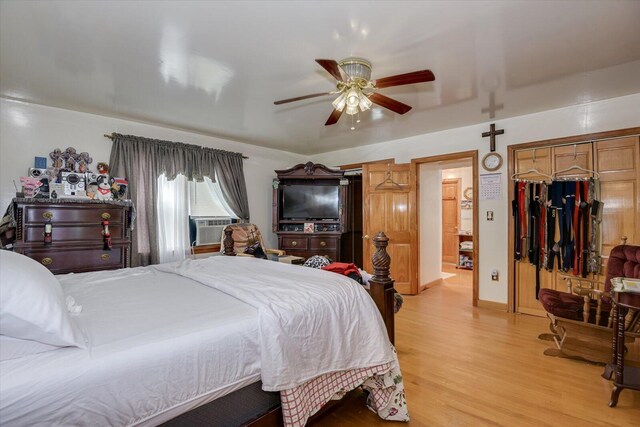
[{"left": 193, "top": 217, "right": 232, "bottom": 246}]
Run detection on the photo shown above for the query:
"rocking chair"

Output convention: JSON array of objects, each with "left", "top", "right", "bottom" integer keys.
[{"left": 538, "top": 244, "right": 640, "bottom": 364}]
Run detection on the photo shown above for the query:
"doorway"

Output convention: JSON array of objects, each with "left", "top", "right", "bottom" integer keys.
[{"left": 413, "top": 151, "right": 479, "bottom": 306}]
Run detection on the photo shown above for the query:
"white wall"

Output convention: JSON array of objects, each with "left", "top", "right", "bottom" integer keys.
[
  {"left": 418, "top": 163, "right": 442, "bottom": 286},
  {"left": 0, "top": 98, "right": 305, "bottom": 248},
  {"left": 311, "top": 93, "right": 640, "bottom": 303},
  {"left": 442, "top": 165, "right": 473, "bottom": 233}
]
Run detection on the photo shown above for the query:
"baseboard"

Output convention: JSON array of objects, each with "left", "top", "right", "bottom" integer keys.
[
  {"left": 419, "top": 278, "right": 443, "bottom": 292},
  {"left": 477, "top": 299, "right": 508, "bottom": 311}
]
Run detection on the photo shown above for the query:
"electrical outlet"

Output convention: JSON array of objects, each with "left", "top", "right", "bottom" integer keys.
[
  {"left": 487, "top": 211, "right": 494, "bottom": 221},
  {"left": 491, "top": 269, "right": 499, "bottom": 281}
]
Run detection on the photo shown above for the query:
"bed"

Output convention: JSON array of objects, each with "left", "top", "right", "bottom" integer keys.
[{"left": 0, "top": 232, "right": 407, "bottom": 426}]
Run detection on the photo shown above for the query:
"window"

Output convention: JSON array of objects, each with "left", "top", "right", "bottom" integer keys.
[{"left": 157, "top": 175, "right": 235, "bottom": 263}]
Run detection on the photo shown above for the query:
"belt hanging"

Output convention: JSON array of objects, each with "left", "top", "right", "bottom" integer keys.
[
  {"left": 573, "top": 181, "right": 581, "bottom": 276},
  {"left": 562, "top": 181, "right": 576, "bottom": 272},
  {"left": 580, "top": 181, "right": 590, "bottom": 278},
  {"left": 528, "top": 184, "right": 536, "bottom": 262},
  {"left": 519, "top": 182, "right": 527, "bottom": 260},
  {"left": 512, "top": 183, "right": 521, "bottom": 260},
  {"left": 547, "top": 181, "right": 563, "bottom": 271}
]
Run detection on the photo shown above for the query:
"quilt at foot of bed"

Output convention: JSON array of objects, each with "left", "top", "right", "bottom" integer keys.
[{"left": 279, "top": 346, "right": 409, "bottom": 426}]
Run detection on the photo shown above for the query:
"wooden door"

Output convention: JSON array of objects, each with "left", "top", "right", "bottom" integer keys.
[
  {"left": 594, "top": 136, "right": 640, "bottom": 283},
  {"left": 363, "top": 163, "right": 417, "bottom": 295},
  {"left": 442, "top": 179, "right": 460, "bottom": 264}
]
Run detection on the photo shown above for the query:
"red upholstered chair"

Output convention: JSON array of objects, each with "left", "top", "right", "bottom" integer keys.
[{"left": 538, "top": 244, "right": 640, "bottom": 363}]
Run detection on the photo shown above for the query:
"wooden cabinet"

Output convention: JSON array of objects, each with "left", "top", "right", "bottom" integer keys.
[
  {"left": 273, "top": 162, "right": 352, "bottom": 262},
  {"left": 12, "top": 198, "right": 133, "bottom": 274}
]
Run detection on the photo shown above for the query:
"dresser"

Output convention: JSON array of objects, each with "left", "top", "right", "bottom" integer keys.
[
  {"left": 12, "top": 198, "right": 133, "bottom": 274},
  {"left": 278, "top": 233, "right": 341, "bottom": 261}
]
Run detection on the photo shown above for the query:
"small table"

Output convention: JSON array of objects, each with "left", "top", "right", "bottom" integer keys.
[
  {"left": 278, "top": 255, "right": 305, "bottom": 265},
  {"left": 603, "top": 289, "right": 640, "bottom": 407}
]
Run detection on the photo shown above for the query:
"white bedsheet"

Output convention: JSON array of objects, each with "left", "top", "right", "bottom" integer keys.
[
  {"left": 154, "top": 256, "right": 394, "bottom": 391},
  {"left": 0, "top": 267, "right": 261, "bottom": 426}
]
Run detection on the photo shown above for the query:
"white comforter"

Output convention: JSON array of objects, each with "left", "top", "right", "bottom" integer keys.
[
  {"left": 1, "top": 267, "right": 262, "bottom": 426},
  {"left": 154, "top": 256, "right": 394, "bottom": 391}
]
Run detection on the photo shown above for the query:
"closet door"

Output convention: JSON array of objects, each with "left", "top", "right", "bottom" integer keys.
[
  {"left": 514, "top": 136, "right": 640, "bottom": 315},
  {"left": 514, "top": 148, "right": 554, "bottom": 316},
  {"left": 594, "top": 136, "right": 640, "bottom": 285}
]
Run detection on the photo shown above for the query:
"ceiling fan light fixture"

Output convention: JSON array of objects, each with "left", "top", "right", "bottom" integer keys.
[
  {"left": 359, "top": 93, "right": 372, "bottom": 111},
  {"left": 331, "top": 92, "right": 347, "bottom": 111},
  {"left": 345, "top": 104, "right": 359, "bottom": 116},
  {"left": 346, "top": 88, "right": 360, "bottom": 107},
  {"left": 338, "top": 57, "right": 372, "bottom": 82}
]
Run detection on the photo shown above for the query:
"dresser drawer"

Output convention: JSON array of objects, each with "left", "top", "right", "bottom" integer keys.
[
  {"left": 24, "top": 206, "right": 124, "bottom": 224},
  {"left": 309, "top": 237, "right": 338, "bottom": 250},
  {"left": 280, "top": 236, "right": 308, "bottom": 250},
  {"left": 19, "top": 246, "right": 125, "bottom": 274},
  {"left": 24, "top": 224, "right": 125, "bottom": 243}
]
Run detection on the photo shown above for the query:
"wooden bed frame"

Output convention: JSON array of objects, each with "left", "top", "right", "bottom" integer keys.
[{"left": 223, "top": 228, "right": 396, "bottom": 344}]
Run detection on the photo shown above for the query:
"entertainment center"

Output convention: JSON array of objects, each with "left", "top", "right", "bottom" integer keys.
[{"left": 273, "top": 162, "right": 361, "bottom": 263}]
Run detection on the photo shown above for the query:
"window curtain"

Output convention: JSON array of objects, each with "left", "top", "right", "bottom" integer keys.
[
  {"left": 109, "top": 133, "right": 250, "bottom": 266},
  {"left": 157, "top": 174, "right": 190, "bottom": 263},
  {"left": 203, "top": 176, "right": 237, "bottom": 219},
  {"left": 208, "top": 149, "right": 250, "bottom": 222}
]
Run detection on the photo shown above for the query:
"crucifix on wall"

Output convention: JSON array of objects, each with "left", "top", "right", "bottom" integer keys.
[{"left": 482, "top": 123, "right": 504, "bottom": 152}]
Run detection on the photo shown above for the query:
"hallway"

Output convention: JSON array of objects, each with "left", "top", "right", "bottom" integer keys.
[{"left": 321, "top": 272, "right": 640, "bottom": 426}]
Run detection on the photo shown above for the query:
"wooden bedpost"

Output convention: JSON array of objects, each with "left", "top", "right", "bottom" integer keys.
[
  {"left": 369, "top": 231, "right": 395, "bottom": 344},
  {"left": 223, "top": 227, "right": 236, "bottom": 256}
]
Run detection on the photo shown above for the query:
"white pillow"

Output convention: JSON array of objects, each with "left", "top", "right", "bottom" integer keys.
[
  {"left": 0, "top": 250, "right": 86, "bottom": 348},
  {"left": 0, "top": 335, "right": 60, "bottom": 361}
]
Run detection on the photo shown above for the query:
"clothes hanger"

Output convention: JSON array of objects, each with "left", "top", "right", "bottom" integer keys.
[
  {"left": 375, "top": 164, "right": 403, "bottom": 190},
  {"left": 552, "top": 144, "right": 600, "bottom": 180},
  {"left": 511, "top": 149, "right": 552, "bottom": 182}
]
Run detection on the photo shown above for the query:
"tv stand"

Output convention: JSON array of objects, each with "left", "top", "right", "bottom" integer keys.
[{"left": 273, "top": 162, "right": 351, "bottom": 262}]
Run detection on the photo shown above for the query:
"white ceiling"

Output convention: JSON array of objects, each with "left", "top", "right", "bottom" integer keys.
[{"left": 1, "top": 1, "right": 639, "bottom": 155}]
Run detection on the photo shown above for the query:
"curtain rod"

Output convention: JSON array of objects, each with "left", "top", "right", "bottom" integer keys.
[{"left": 103, "top": 133, "right": 249, "bottom": 159}]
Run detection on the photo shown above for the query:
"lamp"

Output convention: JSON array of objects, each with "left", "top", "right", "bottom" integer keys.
[
  {"left": 333, "top": 85, "right": 371, "bottom": 116},
  {"left": 332, "top": 92, "right": 347, "bottom": 111},
  {"left": 346, "top": 88, "right": 360, "bottom": 108}
]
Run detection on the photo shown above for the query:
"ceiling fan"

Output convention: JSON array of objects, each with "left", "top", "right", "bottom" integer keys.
[{"left": 274, "top": 57, "right": 435, "bottom": 126}]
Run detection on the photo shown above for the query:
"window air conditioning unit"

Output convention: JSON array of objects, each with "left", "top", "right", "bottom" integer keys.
[{"left": 193, "top": 217, "right": 232, "bottom": 246}]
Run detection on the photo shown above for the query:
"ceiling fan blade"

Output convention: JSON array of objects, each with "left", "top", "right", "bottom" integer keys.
[
  {"left": 369, "top": 93, "right": 412, "bottom": 115},
  {"left": 274, "top": 92, "right": 332, "bottom": 105},
  {"left": 374, "top": 70, "right": 435, "bottom": 89},
  {"left": 315, "top": 59, "right": 345, "bottom": 82},
  {"left": 325, "top": 108, "right": 344, "bottom": 126}
]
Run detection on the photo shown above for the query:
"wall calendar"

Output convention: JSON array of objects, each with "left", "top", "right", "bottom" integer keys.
[{"left": 480, "top": 173, "right": 502, "bottom": 200}]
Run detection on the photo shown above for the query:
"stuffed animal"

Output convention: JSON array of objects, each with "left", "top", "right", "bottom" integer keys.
[
  {"left": 94, "top": 175, "right": 113, "bottom": 200},
  {"left": 97, "top": 162, "right": 109, "bottom": 175}
]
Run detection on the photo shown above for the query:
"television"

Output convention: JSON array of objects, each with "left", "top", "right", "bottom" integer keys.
[{"left": 281, "top": 185, "right": 340, "bottom": 220}]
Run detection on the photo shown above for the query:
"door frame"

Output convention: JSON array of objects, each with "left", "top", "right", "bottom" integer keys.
[
  {"left": 506, "top": 126, "right": 640, "bottom": 312},
  {"left": 411, "top": 150, "right": 479, "bottom": 307},
  {"left": 441, "top": 178, "right": 461, "bottom": 264}
]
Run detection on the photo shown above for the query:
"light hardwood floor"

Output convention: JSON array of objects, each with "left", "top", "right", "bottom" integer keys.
[{"left": 320, "top": 268, "right": 640, "bottom": 426}]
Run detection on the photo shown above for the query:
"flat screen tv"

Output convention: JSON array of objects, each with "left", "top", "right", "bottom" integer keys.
[{"left": 281, "top": 185, "right": 340, "bottom": 220}]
